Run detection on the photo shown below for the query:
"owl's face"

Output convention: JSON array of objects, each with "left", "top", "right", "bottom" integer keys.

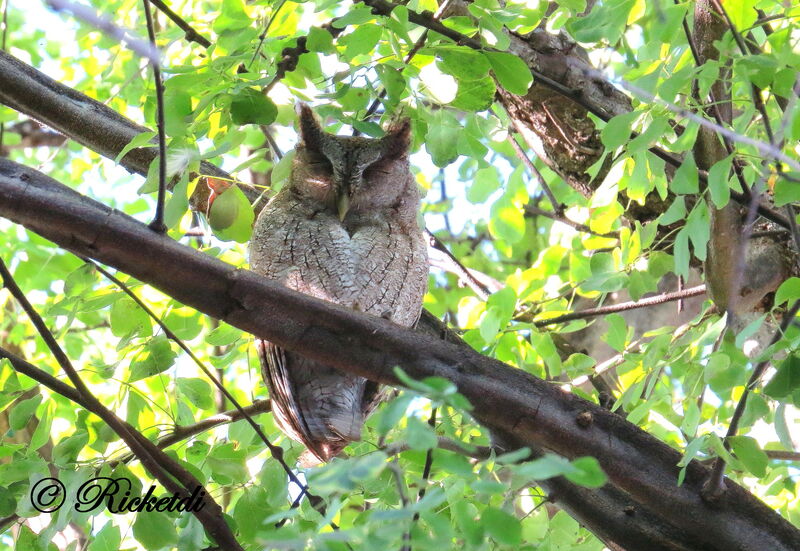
[{"left": 289, "top": 105, "right": 415, "bottom": 221}]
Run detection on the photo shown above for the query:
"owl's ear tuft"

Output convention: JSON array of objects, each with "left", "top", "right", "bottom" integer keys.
[
  {"left": 297, "top": 104, "right": 325, "bottom": 152},
  {"left": 382, "top": 118, "right": 411, "bottom": 158}
]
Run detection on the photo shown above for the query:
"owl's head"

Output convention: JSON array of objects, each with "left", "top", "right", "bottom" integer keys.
[{"left": 290, "top": 104, "right": 416, "bottom": 221}]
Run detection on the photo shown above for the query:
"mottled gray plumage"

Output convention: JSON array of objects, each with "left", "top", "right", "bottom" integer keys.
[{"left": 250, "top": 105, "right": 428, "bottom": 465}]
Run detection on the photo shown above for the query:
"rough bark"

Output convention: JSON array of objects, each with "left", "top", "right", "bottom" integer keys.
[
  {"left": 694, "top": 1, "right": 791, "bottom": 323},
  {"left": 0, "top": 50, "right": 258, "bottom": 209},
  {"left": 2, "top": 159, "right": 799, "bottom": 551}
]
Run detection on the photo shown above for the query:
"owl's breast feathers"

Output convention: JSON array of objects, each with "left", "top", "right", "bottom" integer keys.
[{"left": 250, "top": 190, "right": 428, "bottom": 464}]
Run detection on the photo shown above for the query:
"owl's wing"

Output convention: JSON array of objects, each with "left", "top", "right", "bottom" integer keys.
[
  {"left": 347, "top": 217, "right": 429, "bottom": 419},
  {"left": 255, "top": 339, "right": 307, "bottom": 445},
  {"left": 348, "top": 217, "right": 429, "bottom": 326}
]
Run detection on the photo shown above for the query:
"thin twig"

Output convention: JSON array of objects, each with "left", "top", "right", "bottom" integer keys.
[
  {"left": 677, "top": 1, "right": 751, "bottom": 197},
  {"left": 46, "top": 0, "right": 160, "bottom": 63},
  {"left": 357, "top": 0, "right": 792, "bottom": 228},
  {"left": 142, "top": 0, "right": 168, "bottom": 233},
  {"left": 115, "top": 400, "right": 272, "bottom": 465},
  {"left": 0, "top": 257, "right": 243, "bottom": 550},
  {"left": 531, "top": 285, "right": 707, "bottom": 328},
  {"left": 355, "top": 0, "right": 453, "bottom": 133},
  {"left": 426, "top": 230, "right": 498, "bottom": 299},
  {"left": 85, "top": 258, "right": 313, "bottom": 500},
  {"left": 148, "top": 0, "right": 210, "bottom": 47},
  {"left": 414, "top": 407, "right": 437, "bottom": 507},
  {"left": 262, "top": 20, "right": 344, "bottom": 94},
  {"left": 507, "top": 128, "right": 563, "bottom": 216},
  {"left": 524, "top": 204, "right": 619, "bottom": 239},
  {"left": 249, "top": 0, "right": 288, "bottom": 68},
  {"left": 388, "top": 460, "right": 412, "bottom": 551},
  {"left": 766, "top": 450, "right": 800, "bottom": 462},
  {"left": 709, "top": 0, "right": 775, "bottom": 144},
  {"left": 704, "top": 300, "right": 800, "bottom": 501},
  {"left": 576, "top": 64, "right": 799, "bottom": 173},
  {"left": 385, "top": 435, "right": 491, "bottom": 461}
]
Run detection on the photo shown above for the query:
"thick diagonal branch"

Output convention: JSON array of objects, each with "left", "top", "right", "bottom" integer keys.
[{"left": 1, "top": 159, "right": 798, "bottom": 550}]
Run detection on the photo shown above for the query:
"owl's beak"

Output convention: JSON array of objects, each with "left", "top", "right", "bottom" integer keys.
[{"left": 336, "top": 187, "right": 350, "bottom": 221}]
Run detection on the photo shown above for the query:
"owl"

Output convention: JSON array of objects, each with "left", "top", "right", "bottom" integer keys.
[{"left": 249, "top": 105, "right": 428, "bottom": 465}]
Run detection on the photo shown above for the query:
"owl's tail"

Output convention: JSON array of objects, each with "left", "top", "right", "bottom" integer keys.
[{"left": 256, "top": 338, "right": 368, "bottom": 465}]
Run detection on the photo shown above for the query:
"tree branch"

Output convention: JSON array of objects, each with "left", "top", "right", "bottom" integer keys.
[
  {"left": 0, "top": 260, "right": 243, "bottom": 550},
  {"left": 2, "top": 158, "right": 798, "bottom": 550},
  {"left": 148, "top": 0, "right": 210, "bottom": 48},
  {"left": 0, "top": 50, "right": 255, "bottom": 199},
  {"left": 531, "top": 285, "right": 707, "bottom": 328}
]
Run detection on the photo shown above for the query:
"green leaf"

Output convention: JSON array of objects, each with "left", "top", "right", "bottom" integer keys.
[
  {"left": 114, "top": 131, "right": 156, "bottom": 164},
  {"left": 341, "top": 24, "right": 382, "bottom": 60},
  {"left": 376, "top": 64, "right": 406, "bottom": 99},
  {"left": 680, "top": 401, "right": 700, "bottom": 437},
  {"left": 110, "top": 296, "right": 152, "bottom": 338},
  {"left": 177, "top": 377, "right": 214, "bottom": 410},
  {"left": 437, "top": 47, "right": 490, "bottom": 81},
  {"left": 162, "top": 307, "right": 202, "bottom": 341},
  {"left": 604, "top": 313, "right": 627, "bottom": 352},
  {"left": 9, "top": 394, "right": 42, "bottom": 431},
  {"left": 685, "top": 201, "right": 709, "bottom": 262},
  {"left": 230, "top": 88, "right": 277, "bottom": 126},
  {"left": 481, "top": 506, "right": 522, "bottom": 546},
  {"left": 377, "top": 393, "right": 414, "bottom": 437},
  {"left": 28, "top": 401, "right": 53, "bottom": 452},
  {"left": 208, "top": 185, "right": 255, "bottom": 243},
  {"left": 233, "top": 487, "right": 274, "bottom": 541},
  {"left": 673, "top": 227, "right": 690, "bottom": 279},
  {"left": 425, "top": 110, "right": 461, "bottom": 167},
  {"left": 775, "top": 278, "right": 800, "bottom": 306},
  {"left": 129, "top": 336, "right": 177, "bottom": 382},
  {"left": 270, "top": 149, "right": 295, "bottom": 191},
  {"left": 775, "top": 404, "right": 794, "bottom": 452},
  {"left": 467, "top": 166, "right": 500, "bottom": 203},
  {"left": 450, "top": 76, "right": 496, "bottom": 112},
  {"left": 308, "top": 452, "right": 388, "bottom": 494},
  {"left": 64, "top": 264, "right": 96, "bottom": 296},
  {"left": 164, "top": 174, "right": 190, "bottom": 229},
  {"left": 88, "top": 522, "right": 121, "bottom": 551},
  {"left": 658, "top": 197, "right": 687, "bottom": 226},
  {"left": 133, "top": 511, "right": 179, "bottom": 550},
  {"left": 729, "top": 436, "right": 768, "bottom": 478},
  {"left": 764, "top": 353, "right": 800, "bottom": 399},
  {"left": 514, "top": 454, "right": 573, "bottom": 479},
  {"left": 484, "top": 51, "right": 532, "bottom": 95},
  {"left": 489, "top": 198, "right": 525, "bottom": 244},
  {"left": 307, "top": 26, "right": 335, "bottom": 54},
  {"left": 331, "top": 5, "right": 375, "bottom": 28},
  {"left": 601, "top": 112, "right": 637, "bottom": 149},
  {"left": 564, "top": 456, "right": 607, "bottom": 488},
  {"left": 403, "top": 415, "right": 438, "bottom": 450},
  {"left": 773, "top": 177, "right": 800, "bottom": 207},
  {"left": 566, "top": 0, "right": 635, "bottom": 43},
  {"left": 214, "top": 0, "right": 250, "bottom": 30},
  {"left": 53, "top": 430, "right": 89, "bottom": 466},
  {"left": 163, "top": 87, "right": 192, "bottom": 136},
  {"left": 671, "top": 153, "right": 699, "bottom": 194},
  {"left": 0, "top": 489, "right": 16, "bottom": 518},
  {"left": 707, "top": 154, "right": 733, "bottom": 208},
  {"left": 206, "top": 322, "right": 243, "bottom": 346},
  {"left": 207, "top": 443, "right": 249, "bottom": 485}
]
